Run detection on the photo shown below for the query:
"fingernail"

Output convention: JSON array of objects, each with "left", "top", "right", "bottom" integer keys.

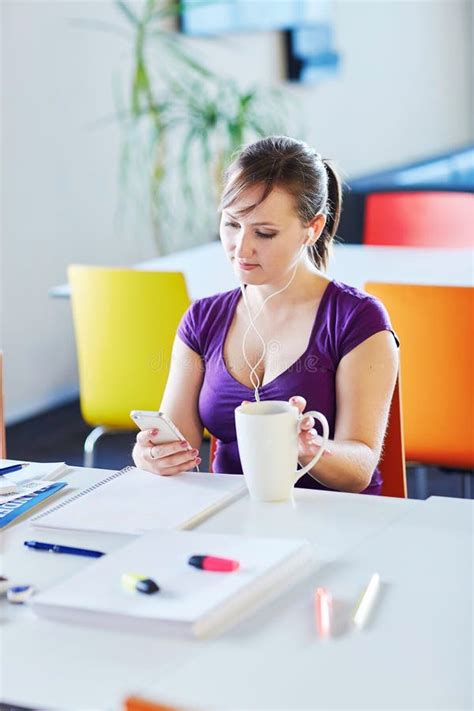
[
  {"left": 191, "top": 448, "right": 199, "bottom": 455},
  {"left": 151, "top": 428, "right": 159, "bottom": 435},
  {"left": 180, "top": 441, "right": 190, "bottom": 448},
  {"left": 195, "top": 457, "right": 202, "bottom": 465}
]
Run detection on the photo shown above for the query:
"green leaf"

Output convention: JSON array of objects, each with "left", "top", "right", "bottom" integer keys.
[
  {"left": 153, "top": 33, "right": 214, "bottom": 79},
  {"left": 115, "top": 0, "right": 140, "bottom": 26}
]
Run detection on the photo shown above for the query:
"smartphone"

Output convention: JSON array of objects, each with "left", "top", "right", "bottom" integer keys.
[{"left": 130, "top": 410, "right": 187, "bottom": 445}]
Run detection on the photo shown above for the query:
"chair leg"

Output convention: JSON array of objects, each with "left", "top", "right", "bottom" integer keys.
[
  {"left": 83, "top": 426, "right": 109, "bottom": 468},
  {"left": 414, "top": 465, "right": 430, "bottom": 500},
  {"left": 462, "top": 473, "right": 472, "bottom": 499}
]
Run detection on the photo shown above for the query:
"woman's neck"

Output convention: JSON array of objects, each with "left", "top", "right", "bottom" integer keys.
[{"left": 243, "top": 260, "right": 327, "bottom": 313}]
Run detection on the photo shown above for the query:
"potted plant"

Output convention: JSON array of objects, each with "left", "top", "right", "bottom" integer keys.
[{"left": 112, "top": 0, "right": 288, "bottom": 254}]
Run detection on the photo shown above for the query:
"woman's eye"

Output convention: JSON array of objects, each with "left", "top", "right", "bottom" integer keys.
[
  {"left": 224, "top": 221, "right": 239, "bottom": 229},
  {"left": 256, "top": 231, "right": 277, "bottom": 239}
]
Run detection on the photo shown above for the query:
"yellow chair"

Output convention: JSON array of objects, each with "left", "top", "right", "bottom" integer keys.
[
  {"left": 68, "top": 266, "right": 190, "bottom": 467},
  {"left": 0, "top": 351, "right": 6, "bottom": 459},
  {"left": 365, "top": 282, "right": 474, "bottom": 498}
]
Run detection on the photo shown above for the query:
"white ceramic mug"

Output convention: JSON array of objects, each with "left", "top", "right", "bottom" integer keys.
[{"left": 235, "top": 400, "right": 330, "bottom": 502}]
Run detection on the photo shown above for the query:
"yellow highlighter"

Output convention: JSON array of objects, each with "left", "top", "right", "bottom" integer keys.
[{"left": 121, "top": 573, "right": 160, "bottom": 595}]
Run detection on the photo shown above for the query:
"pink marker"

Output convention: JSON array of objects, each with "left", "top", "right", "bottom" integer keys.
[
  {"left": 315, "top": 587, "right": 332, "bottom": 638},
  {"left": 188, "top": 555, "right": 240, "bottom": 572}
]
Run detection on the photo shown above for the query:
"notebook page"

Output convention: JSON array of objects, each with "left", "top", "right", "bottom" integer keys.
[{"left": 31, "top": 468, "right": 246, "bottom": 534}]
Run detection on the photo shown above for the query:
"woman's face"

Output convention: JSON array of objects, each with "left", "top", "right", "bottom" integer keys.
[{"left": 220, "top": 185, "right": 309, "bottom": 285}]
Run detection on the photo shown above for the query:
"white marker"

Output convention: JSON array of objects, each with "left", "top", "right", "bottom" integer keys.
[{"left": 353, "top": 573, "right": 380, "bottom": 629}]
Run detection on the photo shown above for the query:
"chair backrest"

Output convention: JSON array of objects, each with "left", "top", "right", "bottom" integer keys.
[
  {"left": 68, "top": 266, "right": 190, "bottom": 429},
  {"left": 379, "top": 375, "right": 406, "bottom": 497},
  {"left": 0, "top": 352, "right": 6, "bottom": 458},
  {"left": 364, "top": 191, "right": 474, "bottom": 247},
  {"left": 209, "top": 377, "right": 407, "bottom": 498},
  {"left": 123, "top": 696, "right": 180, "bottom": 711},
  {"left": 366, "top": 282, "right": 474, "bottom": 469}
]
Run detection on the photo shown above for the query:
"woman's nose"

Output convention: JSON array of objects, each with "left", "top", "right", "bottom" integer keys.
[{"left": 235, "top": 230, "right": 255, "bottom": 259}]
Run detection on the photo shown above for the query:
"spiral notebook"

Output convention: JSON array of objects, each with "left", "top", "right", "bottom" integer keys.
[
  {"left": 33, "top": 529, "right": 314, "bottom": 638},
  {"left": 31, "top": 467, "right": 247, "bottom": 535}
]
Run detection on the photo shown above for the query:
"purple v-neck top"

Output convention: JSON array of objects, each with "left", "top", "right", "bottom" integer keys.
[{"left": 177, "top": 280, "right": 397, "bottom": 495}]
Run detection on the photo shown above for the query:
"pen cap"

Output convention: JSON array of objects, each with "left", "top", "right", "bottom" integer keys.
[
  {"left": 136, "top": 578, "right": 160, "bottom": 595},
  {"left": 188, "top": 555, "right": 240, "bottom": 572},
  {"left": 121, "top": 573, "right": 160, "bottom": 594}
]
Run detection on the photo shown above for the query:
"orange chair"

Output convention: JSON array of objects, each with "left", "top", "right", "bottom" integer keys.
[
  {"left": 124, "top": 696, "right": 181, "bottom": 711},
  {"left": 209, "top": 376, "right": 407, "bottom": 498},
  {"left": 366, "top": 282, "right": 474, "bottom": 497},
  {"left": 364, "top": 191, "right": 474, "bottom": 247},
  {"left": 0, "top": 352, "right": 5, "bottom": 458}
]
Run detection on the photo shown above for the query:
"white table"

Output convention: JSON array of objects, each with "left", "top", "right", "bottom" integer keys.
[
  {"left": 1, "top": 464, "right": 472, "bottom": 710},
  {"left": 49, "top": 243, "right": 474, "bottom": 299}
]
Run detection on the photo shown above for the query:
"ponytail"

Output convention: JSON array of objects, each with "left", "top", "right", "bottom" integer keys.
[
  {"left": 307, "top": 158, "right": 342, "bottom": 271},
  {"left": 322, "top": 159, "right": 342, "bottom": 240}
]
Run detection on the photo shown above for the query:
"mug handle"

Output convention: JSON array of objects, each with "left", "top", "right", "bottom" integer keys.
[{"left": 294, "top": 411, "right": 330, "bottom": 483}]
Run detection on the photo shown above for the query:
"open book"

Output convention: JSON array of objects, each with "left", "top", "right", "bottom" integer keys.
[
  {"left": 31, "top": 467, "right": 247, "bottom": 534},
  {"left": 32, "top": 530, "right": 314, "bottom": 638}
]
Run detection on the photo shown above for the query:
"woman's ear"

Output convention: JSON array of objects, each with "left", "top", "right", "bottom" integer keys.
[{"left": 308, "top": 214, "right": 327, "bottom": 243}]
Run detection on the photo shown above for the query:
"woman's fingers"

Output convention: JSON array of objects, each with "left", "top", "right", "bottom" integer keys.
[
  {"left": 159, "top": 451, "right": 202, "bottom": 475},
  {"left": 147, "top": 440, "right": 191, "bottom": 460},
  {"left": 299, "top": 415, "right": 315, "bottom": 431},
  {"left": 289, "top": 395, "right": 307, "bottom": 414},
  {"left": 132, "top": 432, "right": 200, "bottom": 476},
  {"left": 136, "top": 428, "right": 161, "bottom": 445},
  {"left": 136, "top": 448, "right": 201, "bottom": 476},
  {"left": 146, "top": 445, "right": 198, "bottom": 467},
  {"left": 300, "top": 428, "right": 332, "bottom": 456}
]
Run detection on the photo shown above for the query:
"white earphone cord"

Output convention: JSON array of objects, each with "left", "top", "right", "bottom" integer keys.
[{"left": 240, "top": 256, "right": 301, "bottom": 402}]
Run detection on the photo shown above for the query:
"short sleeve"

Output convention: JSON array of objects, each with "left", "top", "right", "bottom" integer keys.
[
  {"left": 177, "top": 301, "right": 202, "bottom": 355},
  {"left": 338, "top": 295, "right": 399, "bottom": 359}
]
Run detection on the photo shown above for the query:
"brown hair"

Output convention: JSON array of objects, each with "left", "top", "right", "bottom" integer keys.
[{"left": 219, "top": 136, "right": 342, "bottom": 271}]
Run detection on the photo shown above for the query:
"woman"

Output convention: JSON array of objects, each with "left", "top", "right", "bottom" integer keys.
[{"left": 133, "top": 136, "right": 399, "bottom": 494}]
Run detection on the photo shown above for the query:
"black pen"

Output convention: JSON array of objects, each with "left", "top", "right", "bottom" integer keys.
[{"left": 24, "top": 540, "right": 105, "bottom": 558}]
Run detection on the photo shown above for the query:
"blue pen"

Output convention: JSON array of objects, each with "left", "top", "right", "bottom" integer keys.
[
  {"left": 24, "top": 540, "right": 105, "bottom": 558},
  {"left": 0, "top": 463, "right": 28, "bottom": 476}
]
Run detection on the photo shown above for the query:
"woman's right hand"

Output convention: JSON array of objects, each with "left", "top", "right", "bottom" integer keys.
[{"left": 132, "top": 428, "right": 201, "bottom": 476}]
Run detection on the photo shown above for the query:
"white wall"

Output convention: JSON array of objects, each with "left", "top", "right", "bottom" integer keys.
[
  {"left": 2, "top": 1, "right": 157, "bottom": 423},
  {"left": 1, "top": 0, "right": 472, "bottom": 424}
]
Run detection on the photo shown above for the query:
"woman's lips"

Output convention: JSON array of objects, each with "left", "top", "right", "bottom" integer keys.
[{"left": 237, "top": 262, "right": 259, "bottom": 271}]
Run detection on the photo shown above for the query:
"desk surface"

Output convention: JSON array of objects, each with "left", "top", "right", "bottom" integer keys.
[
  {"left": 50, "top": 243, "right": 474, "bottom": 299},
  {"left": 1, "top": 464, "right": 472, "bottom": 710}
]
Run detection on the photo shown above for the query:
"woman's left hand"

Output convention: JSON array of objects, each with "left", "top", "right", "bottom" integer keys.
[{"left": 289, "top": 395, "right": 331, "bottom": 464}]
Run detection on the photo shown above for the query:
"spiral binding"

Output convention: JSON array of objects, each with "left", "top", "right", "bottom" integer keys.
[{"left": 31, "top": 465, "right": 134, "bottom": 522}]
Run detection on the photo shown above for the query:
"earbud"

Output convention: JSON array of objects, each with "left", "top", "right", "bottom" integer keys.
[{"left": 307, "top": 227, "right": 315, "bottom": 243}]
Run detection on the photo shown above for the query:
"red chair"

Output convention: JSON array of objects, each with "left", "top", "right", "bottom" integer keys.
[
  {"left": 209, "top": 377, "right": 407, "bottom": 498},
  {"left": 364, "top": 191, "right": 474, "bottom": 247}
]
